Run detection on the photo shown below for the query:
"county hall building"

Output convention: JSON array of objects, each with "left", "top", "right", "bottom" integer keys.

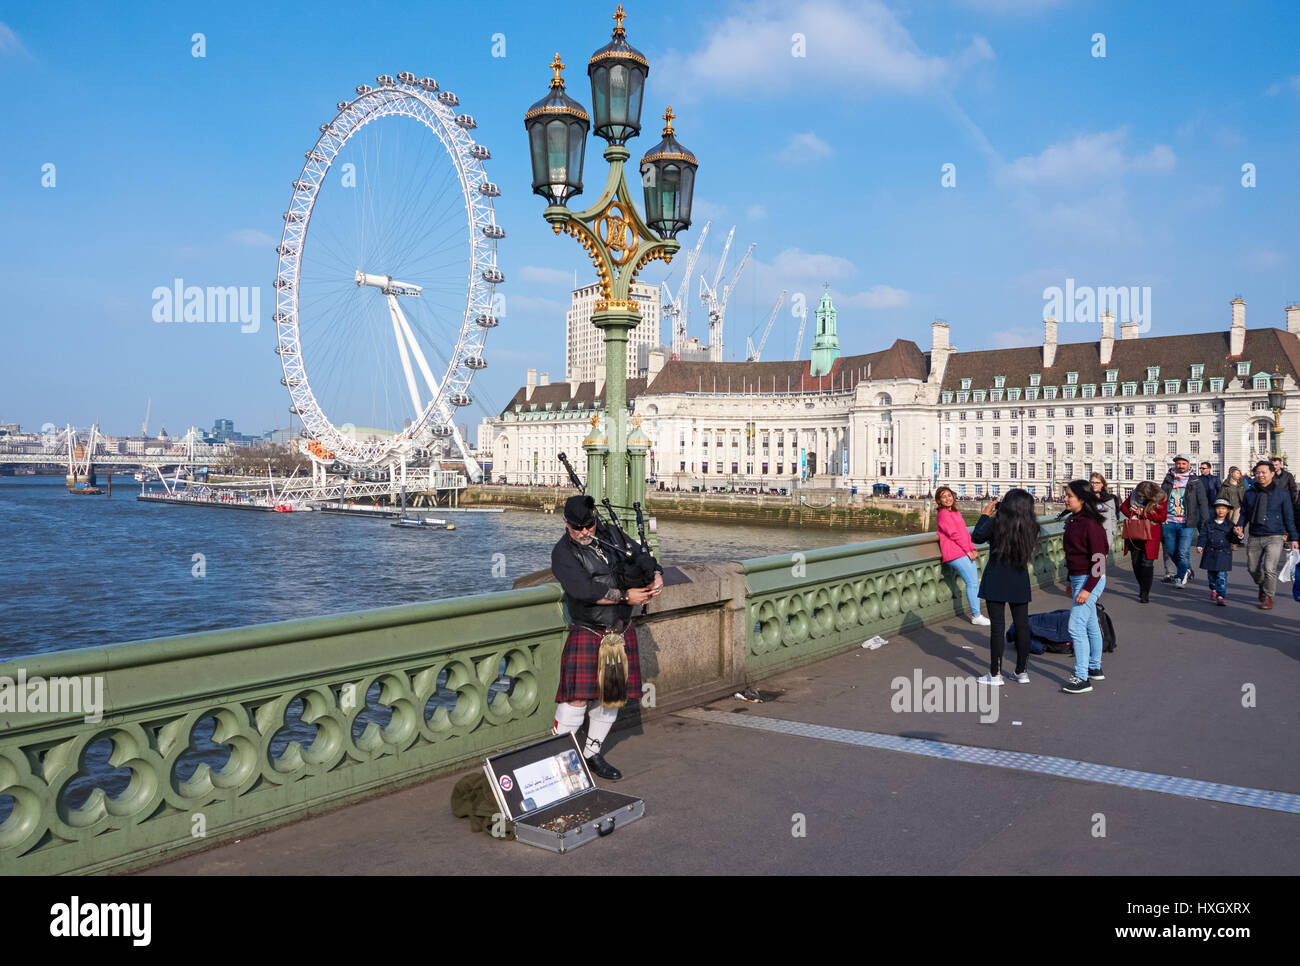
[{"left": 480, "top": 295, "right": 1300, "bottom": 498}]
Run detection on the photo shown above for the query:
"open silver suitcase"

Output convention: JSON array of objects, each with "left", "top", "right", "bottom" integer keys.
[{"left": 484, "top": 734, "right": 645, "bottom": 853}]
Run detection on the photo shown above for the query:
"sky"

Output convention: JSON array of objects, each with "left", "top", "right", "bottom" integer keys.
[{"left": 1, "top": 0, "right": 1298, "bottom": 438}]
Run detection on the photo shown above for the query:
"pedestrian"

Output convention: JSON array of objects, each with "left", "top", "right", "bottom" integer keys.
[
  {"left": 1198, "top": 461, "right": 1222, "bottom": 506},
  {"left": 1119, "top": 480, "right": 1167, "bottom": 603},
  {"left": 1060, "top": 480, "right": 1111, "bottom": 695},
  {"left": 1196, "top": 498, "right": 1241, "bottom": 605},
  {"left": 549, "top": 495, "right": 663, "bottom": 779},
  {"left": 1090, "top": 472, "right": 1120, "bottom": 545},
  {"left": 1270, "top": 457, "right": 1299, "bottom": 508},
  {"left": 1161, "top": 454, "right": 1210, "bottom": 587},
  {"left": 1234, "top": 461, "right": 1300, "bottom": 610},
  {"left": 1220, "top": 466, "right": 1246, "bottom": 525},
  {"left": 970, "top": 489, "right": 1040, "bottom": 685},
  {"left": 935, "top": 486, "right": 989, "bottom": 626}
]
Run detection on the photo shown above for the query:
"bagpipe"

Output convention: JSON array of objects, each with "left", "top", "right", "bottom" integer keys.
[{"left": 556, "top": 452, "right": 660, "bottom": 591}]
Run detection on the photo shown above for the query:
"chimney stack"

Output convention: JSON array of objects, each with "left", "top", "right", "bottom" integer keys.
[
  {"left": 1120, "top": 321, "right": 1140, "bottom": 340},
  {"left": 1229, "top": 297, "right": 1246, "bottom": 357},
  {"left": 1043, "top": 317, "right": 1058, "bottom": 369},
  {"left": 1287, "top": 302, "right": 1300, "bottom": 336},
  {"left": 539, "top": 371, "right": 549, "bottom": 386},
  {"left": 1100, "top": 311, "right": 1116, "bottom": 365},
  {"left": 928, "top": 320, "right": 954, "bottom": 387},
  {"left": 525, "top": 367, "right": 537, "bottom": 400}
]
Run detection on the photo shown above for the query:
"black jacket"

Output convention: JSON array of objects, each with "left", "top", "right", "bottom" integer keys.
[
  {"left": 1161, "top": 471, "right": 1211, "bottom": 530},
  {"left": 971, "top": 514, "right": 1032, "bottom": 604},
  {"left": 551, "top": 532, "right": 632, "bottom": 630}
]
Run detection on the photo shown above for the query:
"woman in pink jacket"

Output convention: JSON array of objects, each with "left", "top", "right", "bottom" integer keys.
[{"left": 935, "top": 486, "right": 990, "bottom": 626}]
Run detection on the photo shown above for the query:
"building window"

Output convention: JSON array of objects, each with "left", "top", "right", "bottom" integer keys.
[
  {"left": 1028, "top": 442, "right": 1037, "bottom": 456},
  {"left": 976, "top": 443, "right": 984, "bottom": 455},
  {"left": 1124, "top": 423, "right": 1134, "bottom": 435},
  {"left": 1209, "top": 378, "right": 1224, "bottom": 392},
  {"left": 1125, "top": 464, "right": 1135, "bottom": 481},
  {"left": 961, "top": 378, "right": 972, "bottom": 390},
  {"left": 1084, "top": 425, "right": 1094, "bottom": 436},
  {"left": 1253, "top": 374, "right": 1270, "bottom": 390},
  {"left": 1026, "top": 388, "right": 1039, "bottom": 400},
  {"left": 1213, "top": 439, "right": 1222, "bottom": 454},
  {"left": 1066, "top": 372, "right": 1078, "bottom": 385},
  {"left": 1189, "top": 440, "right": 1200, "bottom": 455},
  {"left": 944, "top": 462, "right": 950, "bottom": 476},
  {"left": 1066, "top": 442, "right": 1075, "bottom": 455},
  {"left": 975, "top": 463, "right": 982, "bottom": 478},
  {"left": 992, "top": 463, "right": 1000, "bottom": 479},
  {"left": 1143, "top": 382, "right": 1158, "bottom": 395},
  {"left": 1237, "top": 362, "right": 1251, "bottom": 377},
  {"left": 1122, "top": 383, "right": 1136, "bottom": 396},
  {"left": 1008, "top": 388, "right": 1021, "bottom": 401},
  {"left": 1146, "top": 440, "right": 1155, "bottom": 455},
  {"left": 994, "top": 375, "right": 1006, "bottom": 388},
  {"left": 1027, "top": 463, "right": 1036, "bottom": 479},
  {"left": 1125, "top": 440, "right": 1134, "bottom": 455},
  {"left": 1164, "top": 380, "right": 1180, "bottom": 394},
  {"left": 1190, "top": 364, "right": 1204, "bottom": 380},
  {"left": 1167, "top": 440, "right": 1178, "bottom": 454},
  {"left": 1189, "top": 421, "right": 1200, "bottom": 434},
  {"left": 960, "top": 411, "right": 967, "bottom": 420},
  {"left": 1147, "top": 366, "right": 1160, "bottom": 381},
  {"left": 993, "top": 443, "right": 1001, "bottom": 454},
  {"left": 991, "top": 390, "right": 1004, "bottom": 401},
  {"left": 1066, "top": 425, "right": 1075, "bottom": 436},
  {"left": 942, "top": 391, "right": 953, "bottom": 404},
  {"left": 1085, "top": 442, "right": 1094, "bottom": 455},
  {"left": 1029, "top": 374, "right": 1041, "bottom": 387},
  {"left": 959, "top": 463, "right": 966, "bottom": 477},
  {"left": 974, "top": 390, "right": 986, "bottom": 402},
  {"left": 1106, "top": 370, "right": 1118, "bottom": 383},
  {"left": 1188, "top": 380, "right": 1202, "bottom": 394}
]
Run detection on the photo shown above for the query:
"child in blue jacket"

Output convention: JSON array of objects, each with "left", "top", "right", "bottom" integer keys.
[{"left": 1196, "top": 498, "right": 1241, "bottom": 605}]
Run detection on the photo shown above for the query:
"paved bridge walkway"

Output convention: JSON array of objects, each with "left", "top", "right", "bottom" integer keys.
[{"left": 145, "top": 567, "right": 1299, "bottom": 875}]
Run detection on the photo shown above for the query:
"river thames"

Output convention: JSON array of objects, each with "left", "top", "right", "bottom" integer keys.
[{"left": 0, "top": 476, "right": 898, "bottom": 660}]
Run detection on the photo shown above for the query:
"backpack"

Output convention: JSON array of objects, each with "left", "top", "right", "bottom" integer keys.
[{"left": 1096, "top": 601, "right": 1117, "bottom": 653}]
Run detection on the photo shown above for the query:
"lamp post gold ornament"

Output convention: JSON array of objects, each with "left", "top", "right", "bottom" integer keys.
[{"left": 524, "top": 5, "right": 698, "bottom": 537}]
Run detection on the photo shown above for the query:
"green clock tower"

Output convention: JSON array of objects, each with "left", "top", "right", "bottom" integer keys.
[{"left": 809, "top": 285, "right": 841, "bottom": 377}]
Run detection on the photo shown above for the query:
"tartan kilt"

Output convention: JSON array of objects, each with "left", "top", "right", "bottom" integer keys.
[{"left": 555, "top": 622, "right": 642, "bottom": 703}]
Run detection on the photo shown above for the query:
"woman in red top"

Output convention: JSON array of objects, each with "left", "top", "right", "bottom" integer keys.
[{"left": 1120, "top": 480, "right": 1168, "bottom": 604}]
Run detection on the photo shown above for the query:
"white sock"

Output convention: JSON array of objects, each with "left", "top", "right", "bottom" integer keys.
[
  {"left": 583, "top": 705, "right": 618, "bottom": 757},
  {"left": 552, "top": 702, "right": 586, "bottom": 736}
]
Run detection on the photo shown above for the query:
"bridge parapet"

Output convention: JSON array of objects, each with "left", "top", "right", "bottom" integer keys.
[{"left": 0, "top": 519, "right": 1119, "bottom": 874}]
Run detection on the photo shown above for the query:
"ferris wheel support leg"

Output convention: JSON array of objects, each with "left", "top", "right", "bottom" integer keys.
[
  {"left": 387, "top": 295, "right": 424, "bottom": 418},
  {"left": 390, "top": 294, "right": 444, "bottom": 403}
]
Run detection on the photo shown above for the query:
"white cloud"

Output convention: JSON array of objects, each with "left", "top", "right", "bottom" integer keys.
[
  {"left": 1265, "top": 75, "right": 1300, "bottom": 96},
  {"left": 777, "top": 132, "right": 833, "bottom": 163},
  {"left": 842, "top": 285, "right": 911, "bottom": 309},
  {"left": 746, "top": 204, "right": 768, "bottom": 221},
  {"left": 770, "top": 247, "right": 856, "bottom": 280},
  {"left": 227, "top": 229, "right": 275, "bottom": 247},
  {"left": 1003, "top": 129, "right": 1175, "bottom": 187},
  {"left": 505, "top": 294, "right": 568, "bottom": 319},
  {"left": 988, "top": 328, "right": 1041, "bottom": 350},
  {"left": 519, "top": 266, "right": 573, "bottom": 286},
  {"left": 1241, "top": 248, "right": 1285, "bottom": 271},
  {"left": 0, "top": 22, "right": 30, "bottom": 59},
  {"left": 655, "top": 0, "right": 994, "bottom": 102}
]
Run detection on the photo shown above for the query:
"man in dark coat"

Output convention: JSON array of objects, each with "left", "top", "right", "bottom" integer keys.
[
  {"left": 1198, "top": 461, "right": 1221, "bottom": 506},
  {"left": 1271, "top": 457, "right": 1299, "bottom": 512},
  {"left": 550, "top": 495, "right": 662, "bottom": 780},
  {"left": 1161, "top": 455, "right": 1211, "bottom": 586},
  {"left": 1235, "top": 461, "right": 1300, "bottom": 609}
]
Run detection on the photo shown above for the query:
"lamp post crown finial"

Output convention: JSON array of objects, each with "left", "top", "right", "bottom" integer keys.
[
  {"left": 550, "top": 53, "right": 566, "bottom": 87},
  {"left": 662, "top": 105, "right": 675, "bottom": 134},
  {"left": 613, "top": 4, "right": 627, "bottom": 35}
]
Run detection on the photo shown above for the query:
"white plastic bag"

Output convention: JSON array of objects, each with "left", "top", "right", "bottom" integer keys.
[{"left": 1279, "top": 549, "right": 1300, "bottom": 584}]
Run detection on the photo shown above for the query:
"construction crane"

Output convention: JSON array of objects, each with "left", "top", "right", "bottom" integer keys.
[
  {"left": 794, "top": 303, "right": 809, "bottom": 360},
  {"left": 141, "top": 397, "right": 151, "bottom": 438},
  {"left": 698, "top": 226, "right": 754, "bottom": 362},
  {"left": 661, "top": 221, "right": 710, "bottom": 360},
  {"left": 746, "top": 290, "right": 787, "bottom": 362}
]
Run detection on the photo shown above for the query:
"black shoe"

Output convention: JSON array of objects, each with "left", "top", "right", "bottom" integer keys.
[
  {"left": 1138, "top": 592, "right": 1149, "bottom": 603},
  {"left": 1089, "top": 667, "right": 1105, "bottom": 681},
  {"left": 585, "top": 752, "right": 623, "bottom": 781},
  {"left": 1062, "top": 675, "right": 1093, "bottom": 694}
]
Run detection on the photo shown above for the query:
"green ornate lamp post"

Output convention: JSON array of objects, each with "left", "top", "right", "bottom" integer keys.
[
  {"left": 524, "top": 5, "right": 698, "bottom": 535},
  {"left": 1267, "top": 366, "right": 1286, "bottom": 463}
]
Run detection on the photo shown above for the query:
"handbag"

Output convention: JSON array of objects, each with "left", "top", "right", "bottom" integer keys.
[{"left": 1121, "top": 514, "right": 1151, "bottom": 541}]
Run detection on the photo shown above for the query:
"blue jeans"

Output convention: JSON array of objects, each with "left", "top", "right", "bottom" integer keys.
[
  {"left": 1162, "top": 525, "right": 1196, "bottom": 580},
  {"left": 945, "top": 555, "right": 981, "bottom": 616},
  {"left": 1068, "top": 574, "right": 1105, "bottom": 680},
  {"left": 1207, "top": 570, "right": 1227, "bottom": 597}
]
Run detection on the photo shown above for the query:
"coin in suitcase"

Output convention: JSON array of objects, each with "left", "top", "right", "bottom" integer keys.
[{"left": 484, "top": 734, "right": 645, "bottom": 853}]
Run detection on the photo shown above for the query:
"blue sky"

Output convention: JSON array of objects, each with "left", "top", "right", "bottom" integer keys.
[{"left": 2, "top": 0, "right": 1298, "bottom": 437}]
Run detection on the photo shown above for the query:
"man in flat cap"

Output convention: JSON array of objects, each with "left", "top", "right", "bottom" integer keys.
[{"left": 549, "top": 494, "right": 662, "bottom": 780}]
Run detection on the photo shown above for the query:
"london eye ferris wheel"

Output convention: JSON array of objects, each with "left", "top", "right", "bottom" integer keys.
[{"left": 273, "top": 72, "right": 504, "bottom": 477}]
